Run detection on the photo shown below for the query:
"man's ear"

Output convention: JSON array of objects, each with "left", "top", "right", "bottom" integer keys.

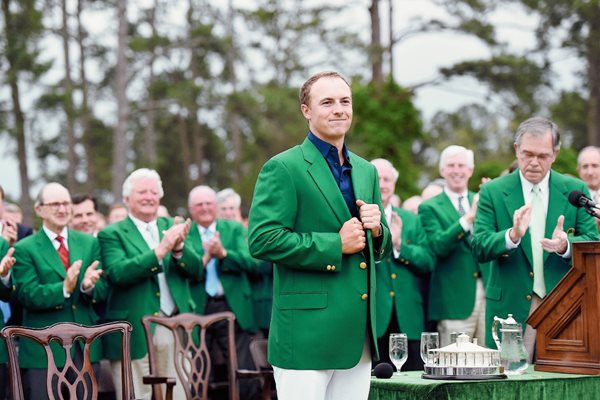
[{"left": 300, "top": 103, "right": 311, "bottom": 120}]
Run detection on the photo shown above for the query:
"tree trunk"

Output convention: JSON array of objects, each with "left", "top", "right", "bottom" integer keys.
[
  {"left": 177, "top": 113, "right": 193, "bottom": 190},
  {"left": 143, "top": 1, "right": 158, "bottom": 167},
  {"left": 587, "top": 16, "right": 600, "bottom": 146},
  {"left": 227, "top": 0, "right": 242, "bottom": 183},
  {"left": 61, "top": 0, "right": 77, "bottom": 190},
  {"left": 112, "top": 0, "right": 129, "bottom": 199},
  {"left": 370, "top": 0, "right": 383, "bottom": 84},
  {"left": 2, "top": 0, "right": 33, "bottom": 224},
  {"left": 388, "top": 0, "right": 394, "bottom": 81},
  {"left": 76, "top": 0, "right": 96, "bottom": 192}
]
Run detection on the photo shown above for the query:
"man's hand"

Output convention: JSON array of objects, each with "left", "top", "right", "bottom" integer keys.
[
  {"left": 155, "top": 217, "right": 192, "bottom": 260},
  {"left": 207, "top": 232, "right": 227, "bottom": 260},
  {"left": 81, "top": 260, "right": 103, "bottom": 290},
  {"left": 509, "top": 204, "right": 532, "bottom": 243},
  {"left": 463, "top": 193, "right": 479, "bottom": 224},
  {"left": 340, "top": 217, "right": 366, "bottom": 254},
  {"left": 1, "top": 220, "right": 17, "bottom": 246},
  {"left": 0, "top": 247, "right": 15, "bottom": 277},
  {"left": 64, "top": 260, "right": 83, "bottom": 295},
  {"left": 540, "top": 215, "right": 569, "bottom": 255},
  {"left": 390, "top": 212, "right": 402, "bottom": 252},
  {"left": 356, "top": 199, "right": 382, "bottom": 237}
]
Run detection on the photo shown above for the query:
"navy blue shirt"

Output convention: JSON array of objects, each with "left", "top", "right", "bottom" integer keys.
[{"left": 308, "top": 132, "right": 358, "bottom": 218}]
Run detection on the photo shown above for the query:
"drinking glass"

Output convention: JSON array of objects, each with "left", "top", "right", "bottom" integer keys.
[
  {"left": 389, "top": 333, "right": 408, "bottom": 376},
  {"left": 420, "top": 332, "right": 440, "bottom": 365}
]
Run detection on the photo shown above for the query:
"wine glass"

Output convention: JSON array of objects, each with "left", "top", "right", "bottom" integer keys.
[
  {"left": 420, "top": 332, "right": 440, "bottom": 366},
  {"left": 389, "top": 333, "right": 408, "bottom": 376}
]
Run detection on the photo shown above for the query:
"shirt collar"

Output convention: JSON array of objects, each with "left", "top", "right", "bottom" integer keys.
[
  {"left": 307, "top": 131, "right": 351, "bottom": 165},
  {"left": 519, "top": 170, "right": 550, "bottom": 195},
  {"left": 443, "top": 186, "right": 468, "bottom": 201},
  {"left": 129, "top": 214, "right": 158, "bottom": 232},
  {"left": 42, "top": 224, "right": 68, "bottom": 242},
  {"left": 198, "top": 221, "right": 217, "bottom": 235}
]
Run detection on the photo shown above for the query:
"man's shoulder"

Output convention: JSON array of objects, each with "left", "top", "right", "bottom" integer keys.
[
  {"left": 98, "top": 218, "right": 131, "bottom": 237},
  {"left": 393, "top": 206, "right": 416, "bottom": 222},
  {"left": 481, "top": 172, "right": 516, "bottom": 193},
  {"left": 14, "top": 230, "right": 41, "bottom": 250},
  {"left": 419, "top": 192, "right": 447, "bottom": 209},
  {"left": 550, "top": 169, "right": 586, "bottom": 189},
  {"left": 68, "top": 229, "right": 97, "bottom": 244}
]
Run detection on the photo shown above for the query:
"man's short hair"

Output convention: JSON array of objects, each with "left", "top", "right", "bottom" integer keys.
[
  {"left": 577, "top": 146, "right": 600, "bottom": 166},
  {"left": 216, "top": 188, "right": 242, "bottom": 207},
  {"left": 370, "top": 158, "right": 399, "bottom": 182},
  {"left": 71, "top": 193, "right": 98, "bottom": 211},
  {"left": 514, "top": 116, "right": 561, "bottom": 152},
  {"left": 299, "top": 71, "right": 350, "bottom": 106},
  {"left": 439, "top": 145, "right": 474, "bottom": 170},
  {"left": 188, "top": 185, "right": 217, "bottom": 205},
  {"left": 122, "top": 168, "right": 164, "bottom": 199}
]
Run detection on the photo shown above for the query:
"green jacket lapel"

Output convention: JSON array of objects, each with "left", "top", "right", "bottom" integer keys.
[
  {"left": 302, "top": 139, "right": 351, "bottom": 225},
  {"left": 122, "top": 217, "right": 151, "bottom": 254},
  {"left": 502, "top": 172, "right": 533, "bottom": 268},
  {"left": 35, "top": 230, "right": 67, "bottom": 279}
]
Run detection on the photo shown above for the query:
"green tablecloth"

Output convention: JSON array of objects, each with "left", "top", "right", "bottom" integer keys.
[{"left": 369, "top": 366, "right": 600, "bottom": 400}]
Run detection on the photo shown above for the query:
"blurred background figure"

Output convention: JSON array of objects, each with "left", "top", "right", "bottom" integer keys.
[
  {"left": 106, "top": 203, "right": 128, "bottom": 225},
  {"left": 216, "top": 188, "right": 243, "bottom": 223},
  {"left": 3, "top": 203, "right": 24, "bottom": 225},
  {"left": 402, "top": 195, "right": 422, "bottom": 214},
  {"left": 71, "top": 194, "right": 100, "bottom": 236},
  {"left": 421, "top": 179, "right": 445, "bottom": 201}
]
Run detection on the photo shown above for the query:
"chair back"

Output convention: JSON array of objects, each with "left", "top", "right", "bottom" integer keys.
[
  {"left": 141, "top": 311, "right": 239, "bottom": 400},
  {"left": 1, "top": 321, "right": 134, "bottom": 400}
]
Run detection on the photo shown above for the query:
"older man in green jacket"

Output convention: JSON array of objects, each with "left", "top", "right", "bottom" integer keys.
[
  {"left": 472, "top": 117, "right": 600, "bottom": 359},
  {"left": 98, "top": 168, "right": 202, "bottom": 400},
  {"left": 249, "top": 71, "right": 391, "bottom": 400}
]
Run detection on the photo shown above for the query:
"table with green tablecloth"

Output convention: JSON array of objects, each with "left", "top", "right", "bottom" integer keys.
[{"left": 369, "top": 366, "right": 600, "bottom": 400}]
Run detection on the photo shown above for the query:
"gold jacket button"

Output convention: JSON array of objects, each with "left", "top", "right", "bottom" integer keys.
[
  {"left": 153, "top": 312, "right": 160, "bottom": 316},
  {"left": 389, "top": 291, "right": 395, "bottom": 297},
  {"left": 156, "top": 292, "right": 160, "bottom": 297},
  {"left": 331, "top": 265, "right": 336, "bottom": 271},
  {"left": 151, "top": 267, "right": 158, "bottom": 272},
  {"left": 180, "top": 262, "right": 186, "bottom": 268},
  {"left": 391, "top": 273, "right": 397, "bottom": 279},
  {"left": 526, "top": 294, "right": 532, "bottom": 301},
  {"left": 458, "top": 233, "right": 464, "bottom": 239},
  {"left": 359, "top": 262, "right": 367, "bottom": 269},
  {"left": 92, "top": 299, "right": 97, "bottom": 304},
  {"left": 529, "top": 271, "right": 534, "bottom": 278},
  {"left": 72, "top": 305, "right": 77, "bottom": 310},
  {"left": 361, "top": 293, "right": 368, "bottom": 301},
  {"left": 326, "top": 265, "right": 332, "bottom": 271}
]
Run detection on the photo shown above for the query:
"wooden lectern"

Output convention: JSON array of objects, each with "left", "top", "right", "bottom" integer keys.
[{"left": 527, "top": 241, "right": 600, "bottom": 375}]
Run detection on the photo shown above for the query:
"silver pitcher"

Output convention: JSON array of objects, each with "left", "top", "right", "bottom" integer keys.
[{"left": 492, "top": 314, "right": 529, "bottom": 375}]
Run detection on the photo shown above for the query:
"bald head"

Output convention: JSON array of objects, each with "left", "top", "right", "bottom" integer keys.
[
  {"left": 578, "top": 146, "right": 600, "bottom": 191},
  {"left": 35, "top": 183, "right": 72, "bottom": 234},
  {"left": 188, "top": 185, "right": 218, "bottom": 228}
]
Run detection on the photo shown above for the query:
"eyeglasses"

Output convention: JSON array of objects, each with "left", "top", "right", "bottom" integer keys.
[{"left": 40, "top": 201, "right": 72, "bottom": 211}]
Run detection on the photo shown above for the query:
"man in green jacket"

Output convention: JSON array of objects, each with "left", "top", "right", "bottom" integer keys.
[
  {"left": 248, "top": 71, "right": 391, "bottom": 400},
  {"left": 472, "top": 117, "right": 600, "bottom": 358},
  {"left": 98, "top": 169, "right": 201, "bottom": 400},
  {"left": 419, "top": 145, "right": 487, "bottom": 347},
  {"left": 188, "top": 185, "right": 259, "bottom": 399},
  {"left": 371, "top": 158, "right": 435, "bottom": 371},
  {"left": 12, "top": 183, "right": 106, "bottom": 399}
]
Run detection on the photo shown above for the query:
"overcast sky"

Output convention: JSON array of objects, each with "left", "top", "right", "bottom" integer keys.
[{"left": 0, "top": 0, "right": 580, "bottom": 201}]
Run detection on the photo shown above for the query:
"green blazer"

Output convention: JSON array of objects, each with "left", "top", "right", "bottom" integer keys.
[
  {"left": 188, "top": 219, "right": 256, "bottom": 331},
  {"left": 472, "top": 170, "right": 600, "bottom": 347},
  {"left": 0, "top": 238, "right": 12, "bottom": 364},
  {"left": 98, "top": 216, "right": 202, "bottom": 360},
  {"left": 12, "top": 229, "right": 108, "bottom": 368},
  {"left": 419, "top": 191, "right": 486, "bottom": 321},
  {"left": 248, "top": 138, "right": 391, "bottom": 370},
  {"left": 376, "top": 207, "right": 435, "bottom": 340}
]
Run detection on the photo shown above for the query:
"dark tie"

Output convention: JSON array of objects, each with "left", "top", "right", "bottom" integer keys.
[
  {"left": 56, "top": 235, "right": 70, "bottom": 270},
  {"left": 457, "top": 196, "right": 466, "bottom": 216}
]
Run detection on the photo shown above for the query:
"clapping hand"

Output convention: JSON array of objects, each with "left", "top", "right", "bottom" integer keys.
[
  {"left": 0, "top": 247, "right": 15, "bottom": 277},
  {"left": 540, "top": 215, "right": 569, "bottom": 254}
]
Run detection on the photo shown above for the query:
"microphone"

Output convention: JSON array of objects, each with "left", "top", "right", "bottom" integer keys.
[
  {"left": 371, "top": 362, "right": 394, "bottom": 379},
  {"left": 568, "top": 190, "right": 599, "bottom": 217}
]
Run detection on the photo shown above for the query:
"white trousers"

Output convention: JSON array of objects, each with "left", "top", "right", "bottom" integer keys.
[
  {"left": 111, "top": 324, "right": 186, "bottom": 400},
  {"left": 273, "top": 339, "right": 372, "bottom": 400},
  {"left": 438, "top": 278, "right": 486, "bottom": 347}
]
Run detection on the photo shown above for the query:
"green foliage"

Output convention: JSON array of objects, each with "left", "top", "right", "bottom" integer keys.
[
  {"left": 348, "top": 79, "right": 424, "bottom": 198},
  {"left": 549, "top": 91, "right": 588, "bottom": 150}
]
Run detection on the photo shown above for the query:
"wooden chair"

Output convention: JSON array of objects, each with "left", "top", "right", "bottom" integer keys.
[
  {"left": 1, "top": 321, "right": 135, "bottom": 400},
  {"left": 248, "top": 338, "right": 275, "bottom": 400},
  {"left": 141, "top": 311, "right": 270, "bottom": 400}
]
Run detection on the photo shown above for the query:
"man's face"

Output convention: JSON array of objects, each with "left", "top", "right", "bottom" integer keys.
[
  {"left": 577, "top": 149, "right": 600, "bottom": 191},
  {"left": 124, "top": 177, "right": 161, "bottom": 222},
  {"left": 71, "top": 199, "right": 98, "bottom": 234},
  {"left": 35, "top": 185, "right": 72, "bottom": 233},
  {"left": 300, "top": 77, "right": 352, "bottom": 144},
  {"left": 107, "top": 206, "right": 128, "bottom": 224},
  {"left": 374, "top": 164, "right": 397, "bottom": 207},
  {"left": 218, "top": 197, "right": 242, "bottom": 222},
  {"left": 189, "top": 190, "right": 218, "bottom": 228},
  {"left": 515, "top": 132, "right": 556, "bottom": 185},
  {"left": 440, "top": 153, "right": 473, "bottom": 193}
]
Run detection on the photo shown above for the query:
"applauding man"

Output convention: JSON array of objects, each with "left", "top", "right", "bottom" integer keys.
[{"left": 12, "top": 183, "right": 106, "bottom": 399}]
